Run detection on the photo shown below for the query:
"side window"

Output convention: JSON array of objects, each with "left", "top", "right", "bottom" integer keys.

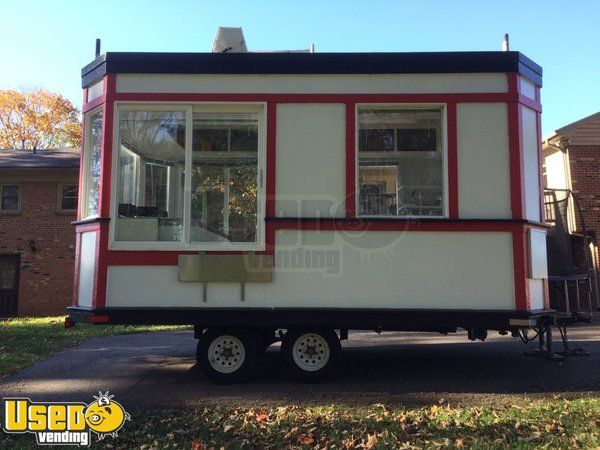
[
  {"left": 191, "top": 110, "right": 259, "bottom": 243},
  {"left": 82, "top": 109, "right": 103, "bottom": 218},
  {"left": 357, "top": 106, "right": 444, "bottom": 217},
  {"left": 59, "top": 184, "right": 78, "bottom": 211},
  {"left": 0, "top": 185, "right": 20, "bottom": 211}
]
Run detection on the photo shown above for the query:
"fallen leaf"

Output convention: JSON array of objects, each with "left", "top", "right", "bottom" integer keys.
[
  {"left": 191, "top": 440, "right": 206, "bottom": 450},
  {"left": 298, "top": 434, "right": 314, "bottom": 445}
]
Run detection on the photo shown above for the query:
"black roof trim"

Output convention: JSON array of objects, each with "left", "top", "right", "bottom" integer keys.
[{"left": 81, "top": 51, "right": 542, "bottom": 88}]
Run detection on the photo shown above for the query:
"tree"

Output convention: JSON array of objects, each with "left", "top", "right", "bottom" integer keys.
[{"left": 0, "top": 88, "right": 81, "bottom": 150}]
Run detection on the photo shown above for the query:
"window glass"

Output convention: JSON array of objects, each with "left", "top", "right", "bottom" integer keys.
[
  {"left": 83, "top": 110, "right": 103, "bottom": 217},
  {"left": 191, "top": 111, "right": 258, "bottom": 243},
  {"left": 0, "top": 257, "right": 17, "bottom": 289},
  {"left": 1, "top": 185, "right": 20, "bottom": 211},
  {"left": 60, "top": 185, "right": 78, "bottom": 211},
  {"left": 115, "top": 110, "right": 186, "bottom": 242},
  {"left": 358, "top": 107, "right": 443, "bottom": 217}
]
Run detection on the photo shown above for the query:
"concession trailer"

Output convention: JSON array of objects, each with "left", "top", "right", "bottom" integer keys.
[{"left": 68, "top": 31, "right": 553, "bottom": 382}]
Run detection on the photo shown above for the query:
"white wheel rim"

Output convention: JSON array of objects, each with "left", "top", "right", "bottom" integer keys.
[
  {"left": 208, "top": 335, "right": 246, "bottom": 374},
  {"left": 292, "top": 333, "right": 330, "bottom": 372}
]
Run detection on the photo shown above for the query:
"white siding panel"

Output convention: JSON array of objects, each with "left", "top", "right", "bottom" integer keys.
[
  {"left": 528, "top": 229, "right": 548, "bottom": 279},
  {"left": 77, "top": 232, "right": 97, "bottom": 307},
  {"left": 544, "top": 150, "right": 569, "bottom": 190},
  {"left": 87, "top": 80, "right": 104, "bottom": 102},
  {"left": 275, "top": 104, "right": 346, "bottom": 218},
  {"left": 522, "top": 106, "right": 541, "bottom": 222},
  {"left": 117, "top": 73, "right": 508, "bottom": 94},
  {"left": 106, "top": 266, "right": 253, "bottom": 308},
  {"left": 519, "top": 76, "right": 537, "bottom": 100},
  {"left": 457, "top": 104, "right": 511, "bottom": 218},
  {"left": 528, "top": 279, "right": 545, "bottom": 310},
  {"left": 106, "top": 230, "right": 516, "bottom": 310}
]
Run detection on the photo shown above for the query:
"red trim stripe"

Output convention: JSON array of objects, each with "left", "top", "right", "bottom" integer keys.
[
  {"left": 512, "top": 230, "right": 530, "bottom": 311},
  {"left": 82, "top": 96, "right": 105, "bottom": 114},
  {"left": 518, "top": 94, "right": 542, "bottom": 113},
  {"left": 446, "top": 103, "right": 459, "bottom": 218},
  {"left": 113, "top": 92, "right": 514, "bottom": 104},
  {"left": 535, "top": 87, "right": 545, "bottom": 222},
  {"left": 89, "top": 315, "right": 109, "bottom": 324},
  {"left": 345, "top": 103, "right": 357, "bottom": 218},
  {"left": 72, "top": 232, "right": 81, "bottom": 306},
  {"left": 93, "top": 74, "right": 117, "bottom": 309},
  {"left": 99, "top": 220, "right": 542, "bottom": 266},
  {"left": 507, "top": 74, "right": 525, "bottom": 220},
  {"left": 265, "top": 102, "right": 277, "bottom": 218}
]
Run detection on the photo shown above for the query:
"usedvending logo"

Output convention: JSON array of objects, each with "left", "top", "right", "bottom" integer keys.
[{"left": 2, "top": 391, "right": 130, "bottom": 446}]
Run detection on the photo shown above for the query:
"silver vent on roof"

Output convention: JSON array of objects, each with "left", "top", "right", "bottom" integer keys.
[{"left": 212, "top": 27, "right": 248, "bottom": 53}]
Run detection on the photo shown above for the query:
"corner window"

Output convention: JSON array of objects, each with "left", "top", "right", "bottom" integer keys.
[
  {"left": 82, "top": 109, "right": 103, "bottom": 218},
  {"left": 0, "top": 185, "right": 20, "bottom": 211},
  {"left": 59, "top": 184, "right": 78, "bottom": 211},
  {"left": 115, "top": 110, "right": 186, "bottom": 242},
  {"left": 357, "top": 106, "right": 444, "bottom": 217}
]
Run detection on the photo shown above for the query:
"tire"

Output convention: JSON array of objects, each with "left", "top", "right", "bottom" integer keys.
[
  {"left": 281, "top": 329, "right": 341, "bottom": 382},
  {"left": 196, "top": 329, "right": 257, "bottom": 384}
]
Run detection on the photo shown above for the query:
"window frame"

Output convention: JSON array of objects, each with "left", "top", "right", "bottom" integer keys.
[
  {"left": 57, "top": 183, "right": 79, "bottom": 212},
  {"left": 355, "top": 103, "right": 449, "bottom": 219},
  {"left": 80, "top": 106, "right": 104, "bottom": 219},
  {"left": 0, "top": 184, "right": 21, "bottom": 212},
  {"left": 109, "top": 102, "right": 267, "bottom": 251}
]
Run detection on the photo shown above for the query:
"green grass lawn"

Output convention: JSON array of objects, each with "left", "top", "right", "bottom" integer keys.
[
  {"left": 2, "top": 398, "right": 599, "bottom": 449},
  {"left": 0, "top": 316, "right": 190, "bottom": 377}
]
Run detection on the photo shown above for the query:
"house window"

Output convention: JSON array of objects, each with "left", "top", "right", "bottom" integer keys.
[
  {"left": 59, "top": 184, "right": 78, "bottom": 211},
  {"left": 0, "top": 185, "right": 20, "bottom": 211},
  {"left": 112, "top": 104, "right": 265, "bottom": 249},
  {"left": 357, "top": 106, "right": 444, "bottom": 217},
  {"left": 82, "top": 109, "right": 103, "bottom": 218},
  {"left": 115, "top": 110, "right": 186, "bottom": 242}
]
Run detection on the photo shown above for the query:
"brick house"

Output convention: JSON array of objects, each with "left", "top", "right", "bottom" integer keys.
[
  {"left": 543, "top": 111, "right": 600, "bottom": 310},
  {"left": 0, "top": 148, "right": 80, "bottom": 317}
]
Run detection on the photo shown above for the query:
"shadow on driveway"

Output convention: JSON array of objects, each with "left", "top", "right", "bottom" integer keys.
[{"left": 1, "top": 325, "right": 599, "bottom": 408}]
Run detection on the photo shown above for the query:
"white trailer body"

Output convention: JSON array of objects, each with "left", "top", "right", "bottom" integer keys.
[{"left": 68, "top": 49, "right": 551, "bottom": 381}]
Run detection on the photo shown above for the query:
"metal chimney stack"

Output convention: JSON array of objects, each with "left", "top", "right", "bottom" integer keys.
[{"left": 212, "top": 27, "right": 248, "bottom": 53}]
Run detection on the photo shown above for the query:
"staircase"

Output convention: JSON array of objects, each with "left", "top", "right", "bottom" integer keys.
[{"left": 544, "top": 188, "right": 599, "bottom": 322}]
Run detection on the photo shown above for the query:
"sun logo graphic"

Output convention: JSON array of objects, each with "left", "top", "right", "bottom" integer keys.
[{"left": 2, "top": 391, "right": 130, "bottom": 446}]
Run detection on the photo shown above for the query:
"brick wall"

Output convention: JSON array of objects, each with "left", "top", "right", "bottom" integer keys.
[
  {"left": 0, "top": 177, "right": 77, "bottom": 316},
  {"left": 568, "top": 145, "right": 600, "bottom": 307},
  {"left": 569, "top": 145, "right": 600, "bottom": 241}
]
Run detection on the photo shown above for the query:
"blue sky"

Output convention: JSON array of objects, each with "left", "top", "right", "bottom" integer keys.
[{"left": 1, "top": 0, "right": 598, "bottom": 135}]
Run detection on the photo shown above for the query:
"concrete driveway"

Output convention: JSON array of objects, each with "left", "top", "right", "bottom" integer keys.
[{"left": 1, "top": 325, "right": 599, "bottom": 408}]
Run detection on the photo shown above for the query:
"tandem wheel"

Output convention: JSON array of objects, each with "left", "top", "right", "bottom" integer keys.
[
  {"left": 281, "top": 329, "right": 341, "bottom": 382},
  {"left": 196, "top": 329, "right": 258, "bottom": 384}
]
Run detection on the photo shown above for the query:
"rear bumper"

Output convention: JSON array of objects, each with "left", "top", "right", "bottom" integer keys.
[{"left": 67, "top": 306, "right": 556, "bottom": 332}]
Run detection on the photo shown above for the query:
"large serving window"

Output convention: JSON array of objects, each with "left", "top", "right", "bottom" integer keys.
[
  {"left": 112, "top": 104, "right": 264, "bottom": 250},
  {"left": 357, "top": 106, "right": 445, "bottom": 217}
]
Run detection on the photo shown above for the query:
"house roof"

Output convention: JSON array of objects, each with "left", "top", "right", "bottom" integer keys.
[
  {"left": 555, "top": 111, "right": 600, "bottom": 136},
  {"left": 0, "top": 148, "right": 80, "bottom": 169},
  {"left": 545, "top": 110, "right": 600, "bottom": 146},
  {"left": 81, "top": 51, "right": 542, "bottom": 88}
]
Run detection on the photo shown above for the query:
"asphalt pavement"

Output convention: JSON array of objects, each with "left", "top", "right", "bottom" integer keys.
[{"left": 1, "top": 325, "right": 599, "bottom": 409}]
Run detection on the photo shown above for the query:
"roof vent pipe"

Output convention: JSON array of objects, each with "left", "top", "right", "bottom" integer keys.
[
  {"left": 212, "top": 27, "right": 248, "bottom": 53},
  {"left": 502, "top": 33, "right": 510, "bottom": 51}
]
